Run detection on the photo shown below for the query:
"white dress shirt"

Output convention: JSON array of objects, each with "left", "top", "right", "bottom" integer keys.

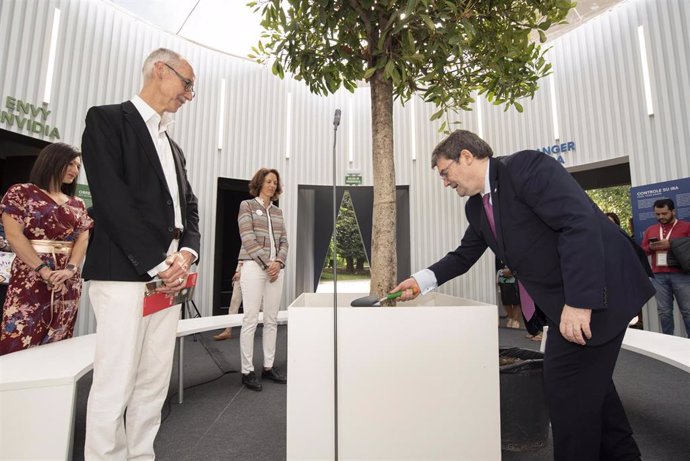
[{"left": 130, "top": 96, "right": 197, "bottom": 275}]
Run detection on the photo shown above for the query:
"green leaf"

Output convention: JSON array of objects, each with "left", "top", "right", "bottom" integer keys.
[
  {"left": 420, "top": 15, "right": 435, "bottom": 31},
  {"left": 538, "top": 30, "right": 547, "bottom": 43},
  {"left": 411, "top": 53, "right": 425, "bottom": 65},
  {"left": 405, "top": 31, "right": 415, "bottom": 53},
  {"left": 514, "top": 101, "right": 524, "bottom": 113},
  {"left": 390, "top": 66, "right": 401, "bottom": 85},
  {"left": 430, "top": 108, "right": 444, "bottom": 121},
  {"left": 363, "top": 67, "right": 377, "bottom": 80},
  {"left": 384, "top": 60, "right": 395, "bottom": 79}
]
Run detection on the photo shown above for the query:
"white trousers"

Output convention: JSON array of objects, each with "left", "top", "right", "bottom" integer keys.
[
  {"left": 239, "top": 261, "right": 284, "bottom": 374},
  {"left": 84, "top": 281, "right": 180, "bottom": 460}
]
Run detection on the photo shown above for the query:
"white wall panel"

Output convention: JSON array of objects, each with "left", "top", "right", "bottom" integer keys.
[
  {"left": 479, "top": 0, "right": 690, "bottom": 186},
  {"left": 2, "top": 0, "right": 689, "bottom": 336}
]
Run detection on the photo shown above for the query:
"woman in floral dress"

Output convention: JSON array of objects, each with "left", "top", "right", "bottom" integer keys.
[{"left": 0, "top": 143, "right": 93, "bottom": 355}]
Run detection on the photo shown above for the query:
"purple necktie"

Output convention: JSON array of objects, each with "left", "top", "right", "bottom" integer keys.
[{"left": 482, "top": 193, "right": 536, "bottom": 321}]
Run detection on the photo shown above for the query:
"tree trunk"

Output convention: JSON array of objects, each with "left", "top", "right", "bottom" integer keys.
[
  {"left": 346, "top": 257, "right": 354, "bottom": 273},
  {"left": 369, "top": 69, "right": 397, "bottom": 304},
  {"left": 356, "top": 258, "right": 365, "bottom": 274}
]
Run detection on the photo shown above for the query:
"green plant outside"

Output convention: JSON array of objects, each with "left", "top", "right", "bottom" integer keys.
[{"left": 586, "top": 185, "right": 632, "bottom": 235}]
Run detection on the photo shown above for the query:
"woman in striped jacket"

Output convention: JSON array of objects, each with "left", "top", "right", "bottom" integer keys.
[{"left": 237, "top": 168, "right": 289, "bottom": 391}]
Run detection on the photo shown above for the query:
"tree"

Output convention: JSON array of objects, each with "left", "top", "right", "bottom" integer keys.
[
  {"left": 251, "top": 0, "right": 574, "bottom": 301},
  {"left": 336, "top": 193, "right": 367, "bottom": 273}
]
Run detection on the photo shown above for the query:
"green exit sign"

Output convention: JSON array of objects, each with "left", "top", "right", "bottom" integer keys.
[{"left": 345, "top": 173, "right": 362, "bottom": 185}]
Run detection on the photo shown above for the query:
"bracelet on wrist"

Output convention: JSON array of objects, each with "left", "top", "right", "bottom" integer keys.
[
  {"left": 34, "top": 262, "right": 49, "bottom": 273},
  {"left": 66, "top": 263, "right": 78, "bottom": 273}
]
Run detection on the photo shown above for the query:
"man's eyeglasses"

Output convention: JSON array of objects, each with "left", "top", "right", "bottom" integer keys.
[
  {"left": 163, "top": 62, "right": 196, "bottom": 97},
  {"left": 438, "top": 160, "right": 457, "bottom": 179}
]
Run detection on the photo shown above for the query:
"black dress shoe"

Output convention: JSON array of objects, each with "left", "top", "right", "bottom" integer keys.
[
  {"left": 242, "top": 371, "right": 262, "bottom": 391},
  {"left": 262, "top": 368, "right": 287, "bottom": 384}
]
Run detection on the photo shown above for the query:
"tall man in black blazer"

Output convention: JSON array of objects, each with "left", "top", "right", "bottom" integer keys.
[
  {"left": 81, "top": 48, "right": 200, "bottom": 459},
  {"left": 393, "top": 130, "right": 654, "bottom": 461}
]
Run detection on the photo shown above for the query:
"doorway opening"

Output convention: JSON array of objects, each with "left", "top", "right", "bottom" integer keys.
[
  {"left": 568, "top": 157, "right": 633, "bottom": 232},
  {"left": 0, "top": 128, "right": 50, "bottom": 195},
  {"left": 212, "top": 177, "right": 252, "bottom": 316},
  {"left": 316, "top": 191, "right": 370, "bottom": 294},
  {"left": 294, "top": 185, "right": 410, "bottom": 297}
]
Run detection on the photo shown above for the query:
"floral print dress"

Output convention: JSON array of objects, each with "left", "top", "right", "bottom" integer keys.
[{"left": 0, "top": 183, "right": 93, "bottom": 355}]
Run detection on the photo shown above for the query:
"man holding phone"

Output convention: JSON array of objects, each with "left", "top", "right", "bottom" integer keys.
[{"left": 642, "top": 198, "right": 690, "bottom": 336}]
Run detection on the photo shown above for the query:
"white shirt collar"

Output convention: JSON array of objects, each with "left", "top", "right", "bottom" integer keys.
[
  {"left": 483, "top": 158, "right": 491, "bottom": 197},
  {"left": 131, "top": 95, "right": 175, "bottom": 132}
]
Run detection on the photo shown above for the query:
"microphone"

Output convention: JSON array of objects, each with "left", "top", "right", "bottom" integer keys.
[{"left": 333, "top": 109, "right": 341, "bottom": 127}]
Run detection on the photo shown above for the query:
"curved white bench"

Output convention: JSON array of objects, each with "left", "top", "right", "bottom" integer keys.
[
  {"left": 0, "top": 310, "right": 288, "bottom": 460},
  {"left": 620, "top": 328, "right": 690, "bottom": 373},
  {"left": 540, "top": 326, "right": 690, "bottom": 373},
  {"left": 0, "top": 334, "right": 97, "bottom": 460}
]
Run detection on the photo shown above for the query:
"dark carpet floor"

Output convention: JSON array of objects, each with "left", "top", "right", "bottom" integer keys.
[{"left": 71, "top": 325, "right": 690, "bottom": 460}]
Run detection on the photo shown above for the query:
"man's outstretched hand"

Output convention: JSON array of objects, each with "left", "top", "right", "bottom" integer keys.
[{"left": 390, "top": 278, "right": 421, "bottom": 301}]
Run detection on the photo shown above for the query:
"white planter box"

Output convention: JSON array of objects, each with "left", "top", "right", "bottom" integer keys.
[{"left": 287, "top": 292, "right": 500, "bottom": 460}]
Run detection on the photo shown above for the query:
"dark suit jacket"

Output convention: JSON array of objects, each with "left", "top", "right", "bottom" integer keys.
[
  {"left": 428, "top": 151, "right": 654, "bottom": 345},
  {"left": 80, "top": 101, "right": 200, "bottom": 281}
]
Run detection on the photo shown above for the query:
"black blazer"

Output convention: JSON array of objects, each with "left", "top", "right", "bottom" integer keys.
[
  {"left": 80, "top": 101, "right": 200, "bottom": 281},
  {"left": 429, "top": 151, "right": 654, "bottom": 345}
]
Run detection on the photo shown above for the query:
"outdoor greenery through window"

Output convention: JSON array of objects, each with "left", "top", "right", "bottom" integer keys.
[
  {"left": 586, "top": 185, "right": 632, "bottom": 235},
  {"left": 317, "top": 192, "right": 370, "bottom": 292}
]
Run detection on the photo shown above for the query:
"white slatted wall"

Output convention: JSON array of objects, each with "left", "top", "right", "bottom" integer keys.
[{"left": 1, "top": 0, "right": 688, "bottom": 335}]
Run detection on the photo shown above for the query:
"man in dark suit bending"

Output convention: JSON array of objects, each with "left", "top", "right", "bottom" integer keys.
[
  {"left": 81, "top": 48, "right": 200, "bottom": 459},
  {"left": 393, "top": 130, "right": 654, "bottom": 461}
]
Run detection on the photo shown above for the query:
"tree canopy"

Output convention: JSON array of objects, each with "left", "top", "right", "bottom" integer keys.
[{"left": 250, "top": 0, "right": 573, "bottom": 125}]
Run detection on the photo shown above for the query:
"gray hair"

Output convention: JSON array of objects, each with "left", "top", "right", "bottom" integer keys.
[
  {"left": 142, "top": 48, "right": 183, "bottom": 81},
  {"left": 430, "top": 130, "right": 494, "bottom": 168}
]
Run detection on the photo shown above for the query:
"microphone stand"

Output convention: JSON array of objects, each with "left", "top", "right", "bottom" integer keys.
[{"left": 332, "top": 108, "right": 341, "bottom": 460}]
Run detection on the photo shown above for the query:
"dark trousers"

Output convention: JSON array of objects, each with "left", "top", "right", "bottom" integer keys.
[{"left": 543, "top": 325, "right": 640, "bottom": 461}]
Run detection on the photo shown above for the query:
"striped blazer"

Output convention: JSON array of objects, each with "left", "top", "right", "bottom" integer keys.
[{"left": 237, "top": 198, "right": 288, "bottom": 269}]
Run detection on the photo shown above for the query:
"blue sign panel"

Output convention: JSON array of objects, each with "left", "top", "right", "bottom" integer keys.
[{"left": 630, "top": 177, "right": 690, "bottom": 243}]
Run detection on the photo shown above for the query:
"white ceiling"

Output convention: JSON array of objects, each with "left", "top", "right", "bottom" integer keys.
[
  {"left": 108, "top": 0, "right": 627, "bottom": 59},
  {"left": 108, "top": 0, "right": 265, "bottom": 58},
  {"left": 550, "top": 0, "right": 627, "bottom": 40}
]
